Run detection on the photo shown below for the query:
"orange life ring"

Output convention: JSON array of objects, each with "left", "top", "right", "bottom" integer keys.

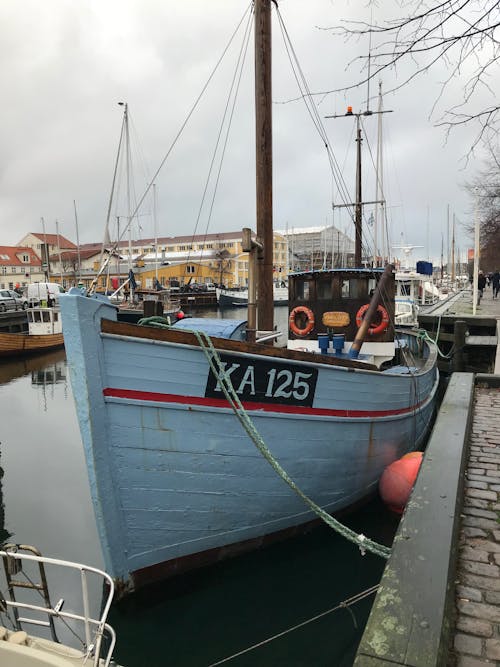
[
  {"left": 289, "top": 306, "right": 315, "bottom": 337},
  {"left": 355, "top": 303, "right": 390, "bottom": 336}
]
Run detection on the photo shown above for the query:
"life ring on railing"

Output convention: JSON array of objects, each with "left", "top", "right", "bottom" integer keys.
[
  {"left": 289, "top": 306, "right": 315, "bottom": 337},
  {"left": 355, "top": 303, "right": 390, "bottom": 336}
]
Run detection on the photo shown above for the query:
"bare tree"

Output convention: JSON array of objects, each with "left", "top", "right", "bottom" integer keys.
[
  {"left": 214, "top": 248, "right": 232, "bottom": 286},
  {"left": 464, "top": 146, "right": 500, "bottom": 269},
  {"left": 322, "top": 1, "right": 500, "bottom": 152}
]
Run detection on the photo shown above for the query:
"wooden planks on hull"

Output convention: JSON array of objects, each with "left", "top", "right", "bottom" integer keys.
[{"left": 0, "top": 332, "right": 64, "bottom": 356}]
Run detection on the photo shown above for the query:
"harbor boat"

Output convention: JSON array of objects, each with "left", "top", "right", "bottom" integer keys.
[
  {"left": 0, "top": 306, "right": 64, "bottom": 357},
  {"left": 217, "top": 283, "right": 288, "bottom": 307},
  {"left": 60, "top": 0, "right": 438, "bottom": 593},
  {"left": 395, "top": 266, "right": 445, "bottom": 327},
  {"left": 0, "top": 544, "right": 118, "bottom": 667}
]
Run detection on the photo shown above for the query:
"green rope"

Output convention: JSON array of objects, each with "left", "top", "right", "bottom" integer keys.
[
  {"left": 415, "top": 314, "right": 454, "bottom": 359},
  {"left": 189, "top": 328, "right": 391, "bottom": 560},
  {"left": 137, "top": 316, "right": 171, "bottom": 328}
]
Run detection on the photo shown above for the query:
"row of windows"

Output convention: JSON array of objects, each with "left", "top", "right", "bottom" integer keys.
[
  {"left": 1, "top": 266, "right": 33, "bottom": 274},
  {"left": 293, "top": 277, "right": 377, "bottom": 301}
]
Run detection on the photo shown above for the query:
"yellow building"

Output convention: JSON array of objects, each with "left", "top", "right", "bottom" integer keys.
[{"left": 119, "top": 230, "right": 288, "bottom": 288}]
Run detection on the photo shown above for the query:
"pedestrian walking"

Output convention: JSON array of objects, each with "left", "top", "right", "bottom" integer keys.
[
  {"left": 492, "top": 270, "right": 500, "bottom": 299},
  {"left": 478, "top": 270, "right": 487, "bottom": 303}
]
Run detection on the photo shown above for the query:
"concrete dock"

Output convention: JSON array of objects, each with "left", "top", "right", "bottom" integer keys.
[
  {"left": 420, "top": 288, "right": 500, "bottom": 374},
  {"left": 353, "top": 286, "right": 500, "bottom": 666}
]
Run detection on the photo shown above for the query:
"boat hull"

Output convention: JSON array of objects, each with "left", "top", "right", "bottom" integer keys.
[
  {"left": 60, "top": 292, "right": 438, "bottom": 592},
  {"left": 0, "top": 332, "right": 64, "bottom": 356}
]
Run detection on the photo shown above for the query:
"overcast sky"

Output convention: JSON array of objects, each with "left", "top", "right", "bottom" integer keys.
[{"left": 1, "top": 0, "right": 491, "bottom": 266}]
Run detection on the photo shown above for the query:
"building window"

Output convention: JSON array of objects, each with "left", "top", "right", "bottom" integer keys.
[{"left": 186, "top": 265, "right": 195, "bottom": 274}]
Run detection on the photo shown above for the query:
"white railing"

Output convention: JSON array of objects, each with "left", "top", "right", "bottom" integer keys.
[{"left": 0, "top": 547, "right": 117, "bottom": 667}]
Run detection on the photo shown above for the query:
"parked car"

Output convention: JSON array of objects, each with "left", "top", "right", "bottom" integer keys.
[{"left": 0, "top": 289, "right": 28, "bottom": 312}]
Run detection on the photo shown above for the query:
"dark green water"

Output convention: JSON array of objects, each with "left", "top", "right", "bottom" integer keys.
[{"left": 0, "top": 341, "right": 400, "bottom": 667}]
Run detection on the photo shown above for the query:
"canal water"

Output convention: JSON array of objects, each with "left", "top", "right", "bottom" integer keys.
[{"left": 0, "top": 309, "right": 402, "bottom": 666}]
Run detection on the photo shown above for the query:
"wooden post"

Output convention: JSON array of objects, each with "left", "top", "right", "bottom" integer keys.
[
  {"left": 255, "top": 0, "right": 274, "bottom": 335},
  {"left": 354, "top": 118, "right": 362, "bottom": 267},
  {"left": 453, "top": 320, "right": 467, "bottom": 372},
  {"left": 349, "top": 264, "right": 393, "bottom": 358},
  {"left": 242, "top": 228, "right": 262, "bottom": 343}
]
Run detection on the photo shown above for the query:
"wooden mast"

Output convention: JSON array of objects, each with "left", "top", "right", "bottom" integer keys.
[
  {"left": 255, "top": 0, "right": 274, "bottom": 335},
  {"left": 354, "top": 116, "right": 363, "bottom": 267}
]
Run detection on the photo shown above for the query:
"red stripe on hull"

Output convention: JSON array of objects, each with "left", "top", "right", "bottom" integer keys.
[{"left": 103, "top": 387, "right": 423, "bottom": 418}]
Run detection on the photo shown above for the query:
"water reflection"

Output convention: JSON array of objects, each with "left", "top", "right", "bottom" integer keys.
[
  {"left": 0, "top": 451, "right": 12, "bottom": 544},
  {"left": 0, "top": 348, "right": 66, "bottom": 386},
  {"left": 0, "top": 351, "right": 102, "bottom": 569}
]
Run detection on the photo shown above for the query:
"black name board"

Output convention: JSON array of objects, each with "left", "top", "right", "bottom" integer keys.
[{"left": 205, "top": 354, "right": 318, "bottom": 407}]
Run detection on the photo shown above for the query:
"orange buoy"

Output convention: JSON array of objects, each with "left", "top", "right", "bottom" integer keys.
[{"left": 379, "top": 451, "right": 423, "bottom": 514}]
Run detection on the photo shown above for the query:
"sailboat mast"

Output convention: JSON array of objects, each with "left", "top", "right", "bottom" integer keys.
[
  {"left": 255, "top": 0, "right": 273, "bottom": 334},
  {"left": 354, "top": 116, "right": 363, "bottom": 267}
]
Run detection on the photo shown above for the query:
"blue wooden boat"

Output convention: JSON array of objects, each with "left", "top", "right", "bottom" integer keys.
[
  {"left": 60, "top": 1, "right": 438, "bottom": 592},
  {"left": 60, "top": 265, "right": 438, "bottom": 591}
]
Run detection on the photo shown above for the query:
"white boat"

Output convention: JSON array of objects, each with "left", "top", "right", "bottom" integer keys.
[
  {"left": 216, "top": 284, "right": 288, "bottom": 307},
  {"left": 60, "top": 1, "right": 438, "bottom": 593},
  {"left": 0, "top": 306, "right": 64, "bottom": 357},
  {"left": 0, "top": 544, "right": 118, "bottom": 667},
  {"left": 395, "top": 269, "right": 446, "bottom": 327}
]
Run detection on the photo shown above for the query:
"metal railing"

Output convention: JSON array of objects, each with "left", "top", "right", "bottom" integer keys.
[{"left": 0, "top": 545, "right": 117, "bottom": 667}]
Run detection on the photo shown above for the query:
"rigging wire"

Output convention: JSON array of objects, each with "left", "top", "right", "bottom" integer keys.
[
  {"left": 275, "top": 7, "right": 354, "bottom": 220},
  {"left": 207, "top": 584, "right": 380, "bottom": 666},
  {"left": 185, "top": 4, "right": 253, "bottom": 280},
  {"left": 275, "top": 5, "right": 394, "bottom": 273},
  {"left": 90, "top": 1, "right": 254, "bottom": 290}
]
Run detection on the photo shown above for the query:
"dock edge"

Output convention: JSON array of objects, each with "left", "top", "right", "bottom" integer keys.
[{"left": 353, "top": 372, "right": 475, "bottom": 667}]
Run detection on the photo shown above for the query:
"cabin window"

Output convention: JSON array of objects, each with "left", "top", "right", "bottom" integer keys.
[
  {"left": 341, "top": 279, "right": 368, "bottom": 299},
  {"left": 295, "top": 279, "right": 311, "bottom": 300},
  {"left": 42, "top": 311, "right": 51, "bottom": 322},
  {"left": 53, "top": 312, "right": 59, "bottom": 322},
  {"left": 317, "top": 277, "right": 333, "bottom": 300},
  {"left": 400, "top": 282, "right": 410, "bottom": 296},
  {"left": 33, "top": 311, "right": 42, "bottom": 323}
]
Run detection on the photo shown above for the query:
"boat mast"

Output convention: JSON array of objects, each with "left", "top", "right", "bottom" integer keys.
[
  {"left": 41, "top": 216, "right": 50, "bottom": 281},
  {"left": 55, "top": 219, "right": 63, "bottom": 286},
  {"left": 327, "top": 98, "right": 391, "bottom": 268},
  {"left": 255, "top": 0, "right": 273, "bottom": 334},
  {"left": 73, "top": 200, "right": 82, "bottom": 284}
]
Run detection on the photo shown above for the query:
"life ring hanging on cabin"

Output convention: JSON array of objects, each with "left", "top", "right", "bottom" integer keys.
[
  {"left": 355, "top": 303, "right": 390, "bottom": 336},
  {"left": 289, "top": 306, "right": 315, "bottom": 337}
]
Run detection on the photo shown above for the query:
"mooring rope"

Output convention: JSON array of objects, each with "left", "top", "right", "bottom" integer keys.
[
  {"left": 206, "top": 584, "right": 379, "bottom": 666},
  {"left": 191, "top": 329, "right": 391, "bottom": 560},
  {"left": 137, "top": 316, "right": 171, "bottom": 328},
  {"left": 416, "top": 314, "right": 455, "bottom": 359}
]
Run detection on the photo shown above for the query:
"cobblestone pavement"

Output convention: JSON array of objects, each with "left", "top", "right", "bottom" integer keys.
[{"left": 452, "top": 385, "right": 500, "bottom": 666}]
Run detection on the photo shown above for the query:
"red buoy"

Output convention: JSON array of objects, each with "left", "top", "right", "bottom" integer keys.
[
  {"left": 379, "top": 451, "right": 423, "bottom": 514},
  {"left": 176, "top": 311, "right": 185, "bottom": 320}
]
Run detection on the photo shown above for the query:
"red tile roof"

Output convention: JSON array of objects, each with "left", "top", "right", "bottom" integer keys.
[
  {"left": 28, "top": 233, "right": 77, "bottom": 249},
  {"left": 0, "top": 246, "right": 42, "bottom": 266}
]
